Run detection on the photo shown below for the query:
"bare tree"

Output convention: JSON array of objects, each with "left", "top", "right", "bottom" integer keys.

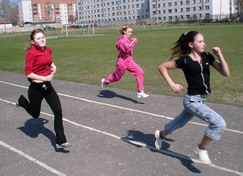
[
  {"left": 238, "top": 0, "right": 243, "bottom": 21},
  {"left": 0, "top": 0, "right": 18, "bottom": 25}
]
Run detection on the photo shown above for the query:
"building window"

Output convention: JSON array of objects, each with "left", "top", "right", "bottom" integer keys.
[{"left": 205, "top": 13, "right": 210, "bottom": 17}]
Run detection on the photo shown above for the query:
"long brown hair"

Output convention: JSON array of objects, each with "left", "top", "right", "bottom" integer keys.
[{"left": 170, "top": 31, "right": 200, "bottom": 60}]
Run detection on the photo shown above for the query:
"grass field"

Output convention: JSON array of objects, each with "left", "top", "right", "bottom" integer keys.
[{"left": 0, "top": 25, "right": 243, "bottom": 107}]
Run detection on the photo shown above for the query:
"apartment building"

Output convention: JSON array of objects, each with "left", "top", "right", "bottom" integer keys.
[
  {"left": 77, "top": 0, "right": 150, "bottom": 24},
  {"left": 18, "top": 0, "right": 33, "bottom": 25},
  {"left": 150, "top": 0, "right": 230, "bottom": 22},
  {"left": 18, "top": 0, "right": 77, "bottom": 25},
  {"left": 77, "top": 0, "right": 236, "bottom": 25}
]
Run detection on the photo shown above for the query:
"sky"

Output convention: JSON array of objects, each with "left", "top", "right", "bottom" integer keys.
[{"left": 10, "top": 0, "right": 19, "bottom": 3}]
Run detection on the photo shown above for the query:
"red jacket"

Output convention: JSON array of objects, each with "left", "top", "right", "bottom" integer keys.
[{"left": 25, "top": 44, "right": 53, "bottom": 76}]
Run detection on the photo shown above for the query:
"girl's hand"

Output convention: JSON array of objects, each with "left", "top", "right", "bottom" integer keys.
[
  {"left": 130, "top": 38, "right": 137, "bottom": 42},
  {"left": 212, "top": 47, "right": 222, "bottom": 57},
  {"left": 51, "top": 63, "right": 56, "bottom": 74},
  {"left": 45, "top": 73, "right": 54, "bottom": 81},
  {"left": 171, "top": 83, "right": 184, "bottom": 93}
]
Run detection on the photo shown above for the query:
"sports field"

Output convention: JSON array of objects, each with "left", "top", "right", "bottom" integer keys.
[
  {"left": 0, "top": 25, "right": 242, "bottom": 106},
  {"left": 0, "top": 25, "right": 243, "bottom": 176},
  {"left": 1, "top": 70, "right": 243, "bottom": 176}
]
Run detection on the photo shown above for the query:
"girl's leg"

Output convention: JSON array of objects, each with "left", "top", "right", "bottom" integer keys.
[
  {"left": 164, "top": 109, "right": 194, "bottom": 134},
  {"left": 155, "top": 108, "right": 194, "bottom": 149},
  {"left": 44, "top": 83, "right": 67, "bottom": 145},
  {"left": 183, "top": 95, "right": 226, "bottom": 141},
  {"left": 184, "top": 94, "right": 226, "bottom": 164},
  {"left": 28, "top": 85, "right": 44, "bottom": 118},
  {"left": 17, "top": 95, "right": 31, "bottom": 114},
  {"left": 103, "top": 58, "right": 127, "bottom": 85},
  {"left": 18, "top": 83, "right": 43, "bottom": 118},
  {"left": 199, "top": 135, "right": 212, "bottom": 150},
  {"left": 126, "top": 59, "right": 144, "bottom": 91}
]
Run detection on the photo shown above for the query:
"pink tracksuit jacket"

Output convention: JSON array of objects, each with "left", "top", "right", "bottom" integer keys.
[{"left": 103, "top": 35, "right": 145, "bottom": 91}]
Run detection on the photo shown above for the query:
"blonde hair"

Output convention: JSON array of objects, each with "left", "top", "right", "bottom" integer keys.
[{"left": 119, "top": 25, "right": 131, "bottom": 35}]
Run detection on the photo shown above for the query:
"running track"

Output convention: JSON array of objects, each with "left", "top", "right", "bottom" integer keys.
[{"left": 0, "top": 70, "right": 242, "bottom": 176}]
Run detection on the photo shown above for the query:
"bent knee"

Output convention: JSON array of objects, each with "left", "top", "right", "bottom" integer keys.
[
  {"left": 138, "top": 69, "right": 144, "bottom": 75},
  {"left": 218, "top": 118, "right": 226, "bottom": 129}
]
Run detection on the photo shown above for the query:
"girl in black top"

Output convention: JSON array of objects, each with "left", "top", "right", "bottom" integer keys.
[{"left": 155, "top": 31, "right": 230, "bottom": 164}]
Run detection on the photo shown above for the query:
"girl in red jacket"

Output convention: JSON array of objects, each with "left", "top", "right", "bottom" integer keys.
[
  {"left": 17, "top": 29, "right": 70, "bottom": 149},
  {"left": 101, "top": 26, "right": 149, "bottom": 98}
]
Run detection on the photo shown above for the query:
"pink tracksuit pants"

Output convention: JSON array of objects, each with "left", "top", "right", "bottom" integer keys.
[{"left": 103, "top": 56, "right": 144, "bottom": 91}]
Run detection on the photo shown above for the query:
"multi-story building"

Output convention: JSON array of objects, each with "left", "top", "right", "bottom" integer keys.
[
  {"left": 230, "top": 0, "right": 240, "bottom": 15},
  {"left": 150, "top": 0, "right": 230, "bottom": 23},
  {"left": 18, "top": 0, "right": 33, "bottom": 25},
  {"left": 77, "top": 0, "right": 150, "bottom": 24},
  {"left": 18, "top": 0, "right": 77, "bottom": 25},
  {"left": 77, "top": 0, "right": 235, "bottom": 25}
]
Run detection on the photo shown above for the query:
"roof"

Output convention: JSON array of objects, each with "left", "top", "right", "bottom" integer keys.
[{"left": 0, "top": 19, "right": 12, "bottom": 24}]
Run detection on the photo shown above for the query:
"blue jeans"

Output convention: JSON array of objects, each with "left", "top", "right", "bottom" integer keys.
[{"left": 164, "top": 94, "right": 226, "bottom": 140}]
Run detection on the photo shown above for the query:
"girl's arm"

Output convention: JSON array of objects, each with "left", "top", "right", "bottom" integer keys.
[
  {"left": 116, "top": 37, "right": 138, "bottom": 53},
  {"left": 211, "top": 47, "right": 230, "bottom": 77},
  {"left": 158, "top": 61, "right": 184, "bottom": 93},
  {"left": 26, "top": 72, "right": 54, "bottom": 82}
]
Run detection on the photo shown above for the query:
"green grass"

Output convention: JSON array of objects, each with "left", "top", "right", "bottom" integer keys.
[{"left": 0, "top": 25, "right": 243, "bottom": 107}]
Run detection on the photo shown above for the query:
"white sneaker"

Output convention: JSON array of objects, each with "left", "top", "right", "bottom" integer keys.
[
  {"left": 154, "top": 130, "right": 163, "bottom": 150},
  {"left": 56, "top": 142, "right": 71, "bottom": 149},
  {"left": 137, "top": 91, "right": 149, "bottom": 98},
  {"left": 194, "top": 146, "right": 212, "bottom": 165},
  {"left": 101, "top": 78, "right": 106, "bottom": 89}
]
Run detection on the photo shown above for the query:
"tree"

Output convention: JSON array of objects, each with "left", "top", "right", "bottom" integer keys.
[
  {"left": 0, "top": 0, "right": 18, "bottom": 25},
  {"left": 238, "top": 0, "right": 243, "bottom": 21}
]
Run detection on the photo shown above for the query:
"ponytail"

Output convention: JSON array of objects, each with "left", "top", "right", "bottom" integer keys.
[{"left": 170, "top": 31, "right": 199, "bottom": 60}]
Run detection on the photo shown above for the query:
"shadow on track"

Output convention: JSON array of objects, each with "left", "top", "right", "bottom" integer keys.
[
  {"left": 17, "top": 117, "right": 69, "bottom": 153},
  {"left": 97, "top": 90, "right": 144, "bottom": 104},
  {"left": 122, "top": 130, "right": 201, "bottom": 174}
]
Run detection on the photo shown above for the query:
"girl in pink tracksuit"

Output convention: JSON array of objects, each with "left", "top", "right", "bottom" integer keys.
[{"left": 101, "top": 26, "right": 149, "bottom": 98}]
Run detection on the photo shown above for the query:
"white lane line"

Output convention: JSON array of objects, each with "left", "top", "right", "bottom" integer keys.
[
  {"left": 1, "top": 80, "right": 243, "bottom": 135},
  {"left": 0, "top": 140, "right": 66, "bottom": 176},
  {"left": 1, "top": 99, "right": 243, "bottom": 176}
]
